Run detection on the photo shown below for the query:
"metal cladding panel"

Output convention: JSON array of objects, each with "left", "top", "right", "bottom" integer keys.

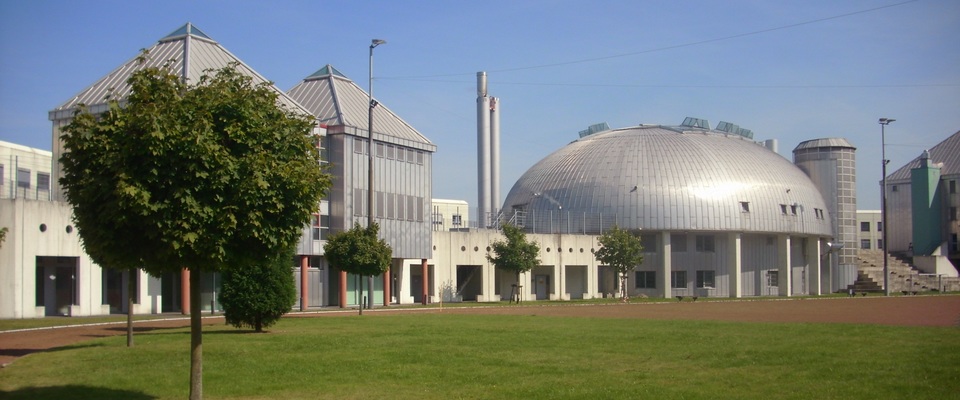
[
  {"left": 286, "top": 68, "right": 435, "bottom": 151},
  {"left": 887, "top": 130, "right": 960, "bottom": 182},
  {"left": 52, "top": 30, "right": 309, "bottom": 118},
  {"left": 502, "top": 126, "right": 833, "bottom": 236}
]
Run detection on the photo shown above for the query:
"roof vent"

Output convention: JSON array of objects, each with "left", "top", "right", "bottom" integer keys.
[
  {"left": 681, "top": 117, "right": 710, "bottom": 129},
  {"left": 578, "top": 122, "right": 609, "bottom": 138}
]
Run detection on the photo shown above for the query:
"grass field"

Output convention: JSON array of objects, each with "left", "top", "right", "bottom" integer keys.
[{"left": 2, "top": 310, "right": 959, "bottom": 399}]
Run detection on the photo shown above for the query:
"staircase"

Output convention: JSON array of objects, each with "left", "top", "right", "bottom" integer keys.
[{"left": 854, "top": 250, "right": 960, "bottom": 293}]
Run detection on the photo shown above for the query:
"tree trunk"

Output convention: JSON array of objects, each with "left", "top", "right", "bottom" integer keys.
[
  {"left": 189, "top": 269, "right": 203, "bottom": 400},
  {"left": 358, "top": 275, "right": 364, "bottom": 316},
  {"left": 516, "top": 271, "right": 521, "bottom": 303},
  {"left": 127, "top": 269, "right": 135, "bottom": 347}
]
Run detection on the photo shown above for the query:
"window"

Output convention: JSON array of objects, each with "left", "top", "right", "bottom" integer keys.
[
  {"left": 739, "top": 201, "right": 750, "bottom": 213},
  {"left": 312, "top": 214, "right": 321, "bottom": 240},
  {"left": 695, "top": 235, "right": 715, "bottom": 252},
  {"left": 407, "top": 149, "right": 416, "bottom": 164},
  {"left": 635, "top": 271, "right": 656, "bottom": 289},
  {"left": 950, "top": 180, "right": 957, "bottom": 194},
  {"left": 671, "top": 271, "right": 687, "bottom": 289},
  {"left": 376, "top": 142, "right": 385, "bottom": 157},
  {"left": 860, "top": 222, "right": 870, "bottom": 232},
  {"left": 37, "top": 173, "right": 50, "bottom": 191},
  {"left": 766, "top": 271, "right": 779, "bottom": 287},
  {"left": 17, "top": 168, "right": 30, "bottom": 188},
  {"left": 892, "top": 185, "right": 898, "bottom": 192},
  {"left": 0, "top": 165, "right": 4, "bottom": 188},
  {"left": 396, "top": 146, "right": 405, "bottom": 162},
  {"left": 860, "top": 239, "right": 871, "bottom": 249},
  {"left": 696, "top": 270, "right": 715, "bottom": 288},
  {"left": 877, "top": 222, "right": 883, "bottom": 232},
  {"left": 951, "top": 207, "right": 958, "bottom": 221},
  {"left": 640, "top": 234, "right": 656, "bottom": 251},
  {"left": 354, "top": 138, "right": 364, "bottom": 154},
  {"left": 452, "top": 214, "right": 462, "bottom": 226},
  {"left": 878, "top": 239, "right": 884, "bottom": 250},
  {"left": 671, "top": 234, "right": 687, "bottom": 252},
  {"left": 790, "top": 205, "right": 798, "bottom": 215},
  {"left": 780, "top": 204, "right": 787, "bottom": 215},
  {"left": 386, "top": 145, "right": 395, "bottom": 159}
]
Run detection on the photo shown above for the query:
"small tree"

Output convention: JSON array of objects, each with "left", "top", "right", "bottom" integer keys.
[
  {"left": 595, "top": 225, "right": 644, "bottom": 301},
  {"left": 219, "top": 247, "right": 297, "bottom": 332},
  {"left": 323, "top": 223, "right": 392, "bottom": 314},
  {"left": 59, "top": 60, "right": 330, "bottom": 400},
  {"left": 487, "top": 224, "right": 540, "bottom": 303}
]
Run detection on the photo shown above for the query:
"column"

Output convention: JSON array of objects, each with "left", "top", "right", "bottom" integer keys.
[
  {"left": 421, "top": 259, "right": 429, "bottom": 305},
  {"left": 778, "top": 235, "right": 792, "bottom": 297},
  {"left": 728, "top": 233, "right": 742, "bottom": 298},
  {"left": 300, "top": 256, "right": 309, "bottom": 311},
  {"left": 659, "top": 232, "right": 672, "bottom": 299},
  {"left": 383, "top": 264, "right": 391, "bottom": 306},
  {"left": 180, "top": 268, "right": 190, "bottom": 315},
  {"left": 807, "top": 238, "right": 822, "bottom": 295},
  {"left": 338, "top": 270, "right": 347, "bottom": 308}
]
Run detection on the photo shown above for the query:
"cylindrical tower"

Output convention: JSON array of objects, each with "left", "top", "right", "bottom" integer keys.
[
  {"left": 793, "top": 138, "right": 857, "bottom": 293},
  {"left": 477, "top": 72, "right": 491, "bottom": 227}
]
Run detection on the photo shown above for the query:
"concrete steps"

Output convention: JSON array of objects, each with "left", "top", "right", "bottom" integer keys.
[{"left": 855, "top": 250, "right": 960, "bottom": 293}]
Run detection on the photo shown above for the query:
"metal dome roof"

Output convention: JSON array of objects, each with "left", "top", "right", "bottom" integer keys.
[{"left": 502, "top": 125, "right": 832, "bottom": 235}]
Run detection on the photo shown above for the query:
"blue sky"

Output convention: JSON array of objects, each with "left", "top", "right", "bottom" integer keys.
[{"left": 1, "top": 0, "right": 958, "bottom": 210}]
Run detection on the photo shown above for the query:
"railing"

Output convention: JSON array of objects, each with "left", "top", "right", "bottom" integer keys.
[
  {"left": 433, "top": 207, "right": 626, "bottom": 235},
  {"left": 0, "top": 182, "right": 53, "bottom": 201}
]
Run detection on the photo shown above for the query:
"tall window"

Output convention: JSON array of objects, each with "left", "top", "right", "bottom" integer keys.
[
  {"left": 17, "top": 168, "right": 30, "bottom": 188},
  {"left": 696, "top": 270, "right": 715, "bottom": 288},
  {"left": 877, "top": 222, "right": 883, "bottom": 232},
  {"left": 635, "top": 271, "right": 656, "bottom": 289},
  {"left": 671, "top": 271, "right": 686, "bottom": 289},
  {"left": 878, "top": 239, "right": 884, "bottom": 250},
  {"left": 860, "top": 222, "right": 870, "bottom": 232},
  {"left": 37, "top": 173, "right": 50, "bottom": 192}
]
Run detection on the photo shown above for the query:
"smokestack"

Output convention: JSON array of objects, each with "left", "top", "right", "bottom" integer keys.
[
  {"left": 477, "top": 72, "right": 491, "bottom": 227},
  {"left": 490, "top": 96, "right": 500, "bottom": 219}
]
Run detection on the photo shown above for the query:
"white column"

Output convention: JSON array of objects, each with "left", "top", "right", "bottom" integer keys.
[
  {"left": 807, "top": 238, "right": 822, "bottom": 295},
  {"left": 778, "top": 235, "right": 792, "bottom": 297},
  {"left": 659, "top": 232, "right": 672, "bottom": 299},
  {"left": 728, "top": 233, "right": 742, "bottom": 298}
]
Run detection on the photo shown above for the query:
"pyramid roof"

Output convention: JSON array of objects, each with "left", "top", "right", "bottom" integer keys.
[
  {"left": 50, "top": 23, "right": 310, "bottom": 121},
  {"left": 287, "top": 65, "right": 435, "bottom": 152}
]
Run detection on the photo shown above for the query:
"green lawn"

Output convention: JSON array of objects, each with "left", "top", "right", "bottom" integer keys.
[{"left": 2, "top": 312, "right": 958, "bottom": 399}]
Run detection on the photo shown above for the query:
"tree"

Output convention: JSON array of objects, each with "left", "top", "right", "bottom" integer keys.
[
  {"left": 323, "top": 222, "right": 392, "bottom": 314},
  {"left": 59, "top": 60, "right": 330, "bottom": 400},
  {"left": 219, "top": 247, "right": 297, "bottom": 332},
  {"left": 594, "top": 225, "right": 645, "bottom": 301},
  {"left": 0, "top": 227, "right": 7, "bottom": 248},
  {"left": 487, "top": 224, "right": 540, "bottom": 303}
]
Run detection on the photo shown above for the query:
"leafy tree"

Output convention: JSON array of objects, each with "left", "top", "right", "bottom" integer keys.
[
  {"left": 219, "top": 247, "right": 297, "bottom": 332},
  {"left": 594, "top": 225, "right": 645, "bottom": 301},
  {"left": 59, "top": 60, "right": 330, "bottom": 400},
  {"left": 487, "top": 224, "right": 540, "bottom": 303},
  {"left": 323, "top": 222, "right": 392, "bottom": 315}
]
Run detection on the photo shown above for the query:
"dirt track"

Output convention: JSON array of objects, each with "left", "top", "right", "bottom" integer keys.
[{"left": 2, "top": 296, "right": 958, "bottom": 366}]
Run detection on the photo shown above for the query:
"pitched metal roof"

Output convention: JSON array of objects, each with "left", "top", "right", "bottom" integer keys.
[
  {"left": 286, "top": 65, "right": 436, "bottom": 152},
  {"left": 887, "top": 130, "right": 960, "bottom": 182},
  {"left": 49, "top": 23, "right": 310, "bottom": 121}
]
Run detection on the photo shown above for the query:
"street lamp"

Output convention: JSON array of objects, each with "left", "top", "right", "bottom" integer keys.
[
  {"left": 367, "top": 38, "right": 385, "bottom": 310},
  {"left": 879, "top": 117, "right": 895, "bottom": 296}
]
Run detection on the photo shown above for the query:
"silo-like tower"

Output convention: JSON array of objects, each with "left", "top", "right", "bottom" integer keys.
[{"left": 793, "top": 138, "right": 856, "bottom": 293}]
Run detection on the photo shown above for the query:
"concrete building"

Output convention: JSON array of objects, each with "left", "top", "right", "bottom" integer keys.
[
  {"left": 856, "top": 210, "right": 883, "bottom": 251},
  {"left": 883, "top": 130, "right": 960, "bottom": 277}
]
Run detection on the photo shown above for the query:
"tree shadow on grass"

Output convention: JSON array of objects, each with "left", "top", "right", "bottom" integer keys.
[
  {"left": 0, "top": 385, "right": 156, "bottom": 400},
  {"left": 0, "top": 342, "right": 105, "bottom": 363}
]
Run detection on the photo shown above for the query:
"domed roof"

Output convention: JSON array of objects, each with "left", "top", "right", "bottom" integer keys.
[{"left": 502, "top": 125, "right": 832, "bottom": 235}]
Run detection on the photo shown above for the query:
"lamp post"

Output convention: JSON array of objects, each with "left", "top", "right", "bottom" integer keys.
[
  {"left": 879, "top": 117, "right": 895, "bottom": 296},
  {"left": 367, "top": 39, "right": 385, "bottom": 310}
]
